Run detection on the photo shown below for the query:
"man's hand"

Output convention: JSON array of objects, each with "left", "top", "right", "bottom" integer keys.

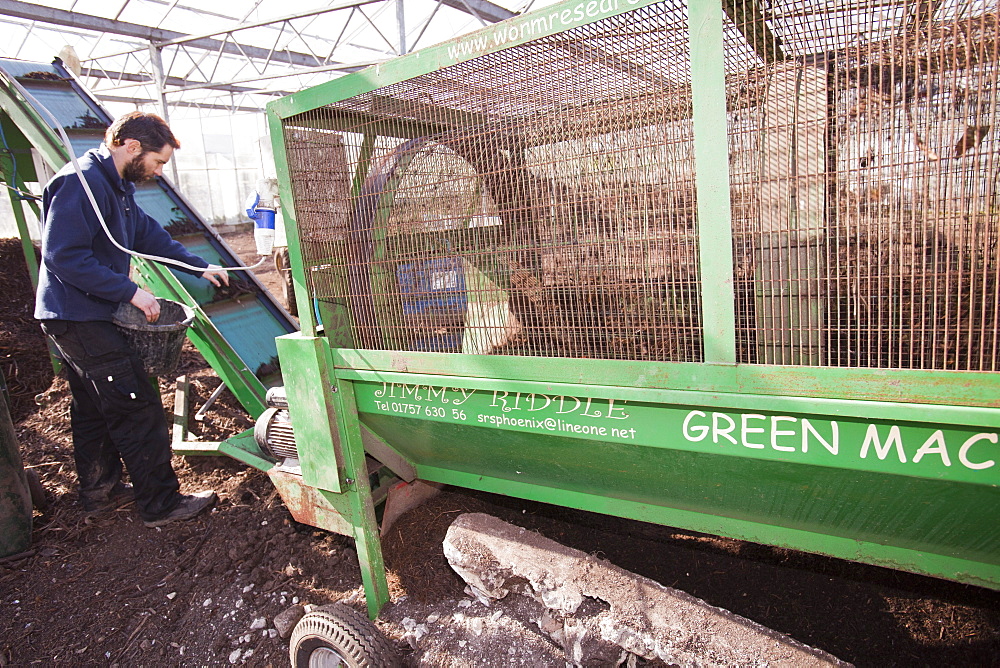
[
  {"left": 202, "top": 264, "right": 229, "bottom": 287},
  {"left": 130, "top": 287, "right": 160, "bottom": 323}
]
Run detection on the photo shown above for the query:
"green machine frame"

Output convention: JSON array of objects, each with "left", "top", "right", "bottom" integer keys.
[{"left": 261, "top": 0, "right": 999, "bottom": 618}]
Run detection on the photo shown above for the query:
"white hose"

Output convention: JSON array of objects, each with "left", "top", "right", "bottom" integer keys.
[{"left": 16, "top": 78, "right": 265, "bottom": 272}]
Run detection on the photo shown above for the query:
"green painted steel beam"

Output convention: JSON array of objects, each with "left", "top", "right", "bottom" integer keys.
[
  {"left": 279, "top": 109, "right": 444, "bottom": 144},
  {"left": 172, "top": 428, "right": 277, "bottom": 472},
  {"left": 688, "top": 0, "right": 737, "bottom": 363},
  {"left": 342, "top": 367, "right": 1000, "bottom": 430},
  {"left": 268, "top": 0, "right": 663, "bottom": 120},
  {"left": 267, "top": 109, "right": 319, "bottom": 337},
  {"left": 331, "top": 377, "right": 390, "bottom": 618},
  {"left": 277, "top": 334, "right": 345, "bottom": 493},
  {"left": 170, "top": 379, "right": 275, "bottom": 468},
  {"left": 0, "top": 91, "right": 57, "bottom": 306},
  {"left": 276, "top": 333, "right": 389, "bottom": 616},
  {"left": 350, "top": 130, "right": 376, "bottom": 199},
  {"left": 416, "top": 465, "right": 1000, "bottom": 590},
  {"left": 0, "top": 169, "right": 39, "bottom": 290},
  {"left": 352, "top": 377, "right": 999, "bottom": 492},
  {"left": 333, "top": 349, "right": 1000, "bottom": 409},
  {"left": 283, "top": 95, "right": 495, "bottom": 140},
  {"left": 171, "top": 374, "right": 190, "bottom": 446},
  {"left": 219, "top": 436, "right": 275, "bottom": 471}
]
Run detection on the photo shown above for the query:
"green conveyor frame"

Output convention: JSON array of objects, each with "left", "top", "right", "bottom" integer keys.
[{"left": 0, "top": 57, "right": 297, "bottom": 419}]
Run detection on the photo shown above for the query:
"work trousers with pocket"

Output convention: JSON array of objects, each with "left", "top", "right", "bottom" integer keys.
[{"left": 40, "top": 320, "right": 180, "bottom": 521}]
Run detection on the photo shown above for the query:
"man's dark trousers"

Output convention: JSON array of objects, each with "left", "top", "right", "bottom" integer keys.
[{"left": 40, "top": 320, "right": 180, "bottom": 520}]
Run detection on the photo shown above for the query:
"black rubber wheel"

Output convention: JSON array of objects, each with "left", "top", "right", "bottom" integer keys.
[{"left": 289, "top": 604, "right": 400, "bottom": 668}]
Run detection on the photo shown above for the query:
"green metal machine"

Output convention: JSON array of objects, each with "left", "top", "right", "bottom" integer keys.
[
  {"left": 4, "top": 0, "right": 997, "bottom": 637},
  {"left": 248, "top": 0, "right": 1000, "bottom": 621}
]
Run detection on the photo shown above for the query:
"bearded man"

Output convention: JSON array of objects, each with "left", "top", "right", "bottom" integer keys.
[{"left": 35, "top": 111, "right": 225, "bottom": 527}]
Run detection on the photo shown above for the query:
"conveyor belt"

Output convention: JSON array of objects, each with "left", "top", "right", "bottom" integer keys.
[{"left": 0, "top": 57, "right": 297, "bottom": 417}]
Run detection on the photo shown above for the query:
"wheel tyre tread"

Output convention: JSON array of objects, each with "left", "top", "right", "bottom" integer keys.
[{"left": 290, "top": 604, "right": 399, "bottom": 668}]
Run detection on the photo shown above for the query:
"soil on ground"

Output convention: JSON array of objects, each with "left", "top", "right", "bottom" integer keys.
[{"left": 1, "top": 235, "right": 999, "bottom": 667}]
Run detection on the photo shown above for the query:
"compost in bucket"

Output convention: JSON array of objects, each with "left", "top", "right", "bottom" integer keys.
[{"left": 112, "top": 298, "right": 195, "bottom": 376}]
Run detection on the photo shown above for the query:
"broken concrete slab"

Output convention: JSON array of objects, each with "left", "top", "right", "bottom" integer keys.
[{"left": 443, "top": 512, "right": 852, "bottom": 667}]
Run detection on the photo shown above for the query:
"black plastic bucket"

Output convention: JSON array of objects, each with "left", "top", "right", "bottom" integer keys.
[{"left": 112, "top": 298, "right": 195, "bottom": 377}]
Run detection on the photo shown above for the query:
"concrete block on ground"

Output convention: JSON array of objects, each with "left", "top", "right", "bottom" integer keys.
[{"left": 443, "top": 512, "right": 852, "bottom": 667}]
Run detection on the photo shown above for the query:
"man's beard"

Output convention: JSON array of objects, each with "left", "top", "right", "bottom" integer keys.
[{"left": 122, "top": 154, "right": 152, "bottom": 183}]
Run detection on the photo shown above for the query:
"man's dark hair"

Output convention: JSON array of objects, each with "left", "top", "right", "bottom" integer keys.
[{"left": 105, "top": 111, "right": 180, "bottom": 153}]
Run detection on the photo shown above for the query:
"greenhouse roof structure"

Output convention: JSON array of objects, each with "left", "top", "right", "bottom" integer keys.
[{"left": 0, "top": 0, "right": 542, "bottom": 114}]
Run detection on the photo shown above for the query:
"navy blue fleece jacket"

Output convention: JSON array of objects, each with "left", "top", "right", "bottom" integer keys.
[{"left": 34, "top": 145, "right": 208, "bottom": 322}]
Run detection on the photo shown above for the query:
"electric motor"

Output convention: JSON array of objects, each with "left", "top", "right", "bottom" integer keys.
[{"left": 254, "top": 387, "right": 297, "bottom": 461}]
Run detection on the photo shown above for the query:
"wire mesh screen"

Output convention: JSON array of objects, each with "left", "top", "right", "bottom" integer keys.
[
  {"left": 727, "top": 0, "right": 999, "bottom": 370},
  {"left": 281, "top": 0, "right": 1000, "bottom": 370},
  {"left": 283, "top": 2, "right": 703, "bottom": 360}
]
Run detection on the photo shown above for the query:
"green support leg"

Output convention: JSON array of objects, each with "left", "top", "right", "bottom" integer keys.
[
  {"left": 329, "top": 376, "right": 390, "bottom": 619},
  {"left": 5, "top": 183, "right": 39, "bottom": 291},
  {"left": 277, "top": 334, "right": 390, "bottom": 618}
]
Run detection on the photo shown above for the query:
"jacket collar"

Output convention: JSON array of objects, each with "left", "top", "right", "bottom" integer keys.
[{"left": 94, "top": 144, "right": 136, "bottom": 196}]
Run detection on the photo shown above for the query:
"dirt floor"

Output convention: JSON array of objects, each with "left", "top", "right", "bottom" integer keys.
[{"left": 2, "top": 234, "right": 1000, "bottom": 667}]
